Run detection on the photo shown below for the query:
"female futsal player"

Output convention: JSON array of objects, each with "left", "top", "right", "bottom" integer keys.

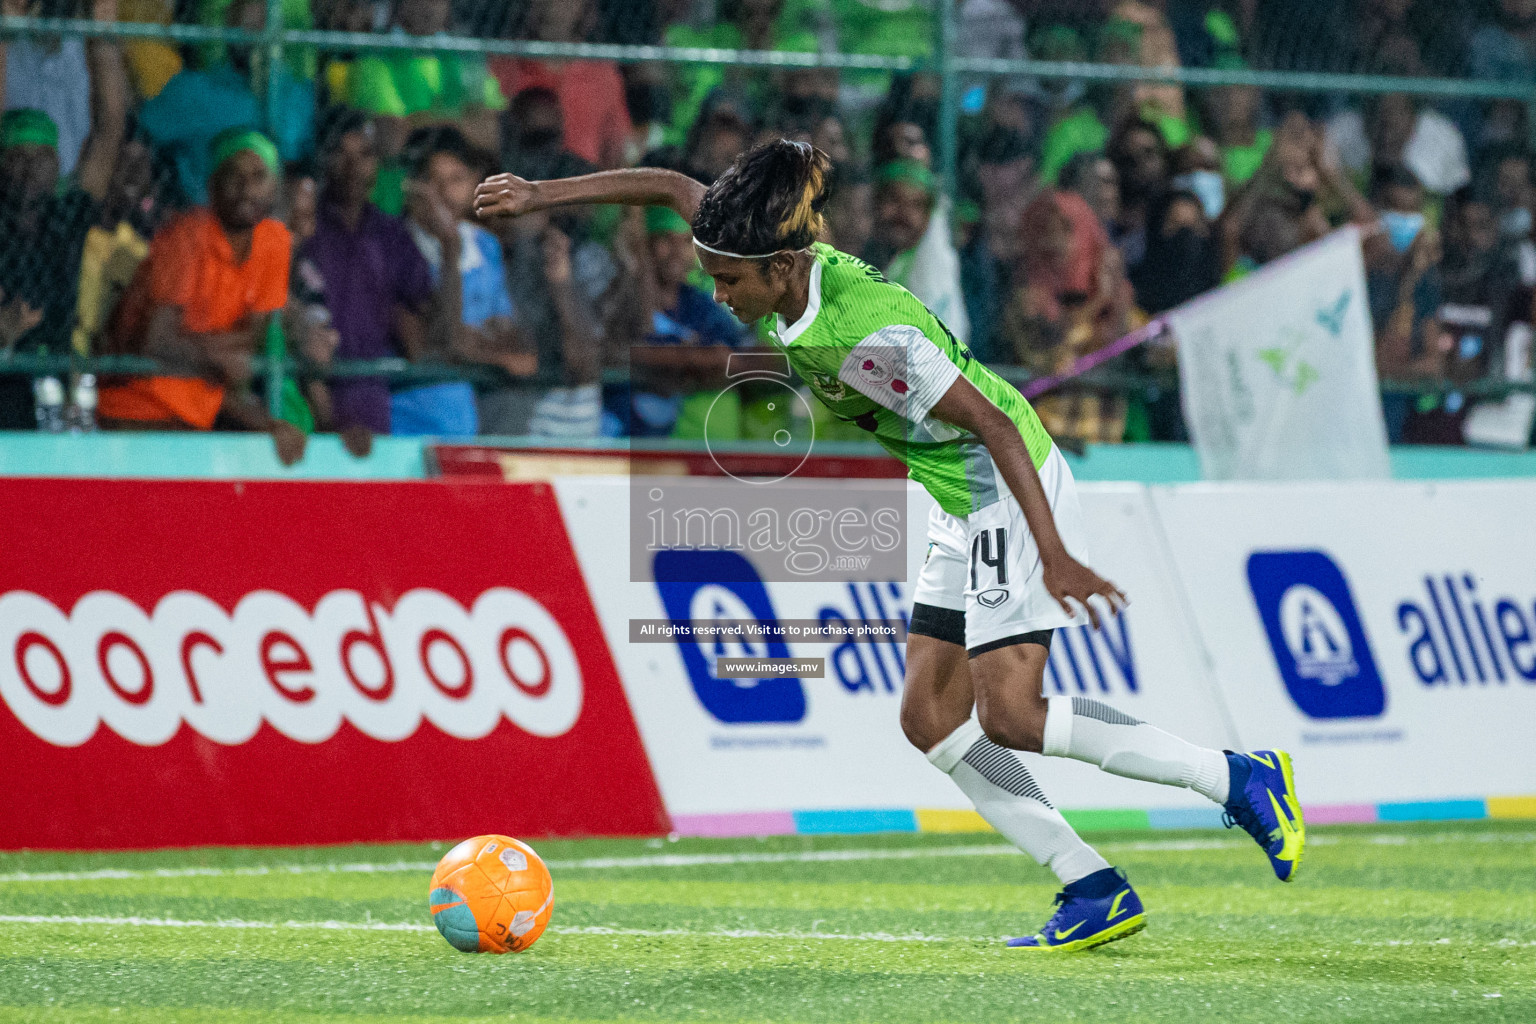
[{"left": 474, "top": 140, "right": 1304, "bottom": 951}]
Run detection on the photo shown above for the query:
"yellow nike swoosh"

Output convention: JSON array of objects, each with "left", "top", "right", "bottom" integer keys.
[
  {"left": 1106, "top": 889, "right": 1131, "bottom": 921},
  {"left": 1053, "top": 921, "right": 1086, "bottom": 941},
  {"left": 1249, "top": 752, "right": 1276, "bottom": 769}
]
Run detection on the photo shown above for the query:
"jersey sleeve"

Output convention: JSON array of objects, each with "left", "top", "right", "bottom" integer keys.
[{"left": 836, "top": 324, "right": 962, "bottom": 424}]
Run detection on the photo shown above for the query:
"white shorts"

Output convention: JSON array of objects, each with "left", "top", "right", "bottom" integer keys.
[{"left": 911, "top": 445, "right": 1091, "bottom": 653}]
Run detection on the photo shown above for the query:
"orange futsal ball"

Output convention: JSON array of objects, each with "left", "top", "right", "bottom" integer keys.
[{"left": 428, "top": 835, "right": 554, "bottom": 953}]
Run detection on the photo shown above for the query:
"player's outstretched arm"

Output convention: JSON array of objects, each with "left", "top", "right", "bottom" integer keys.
[
  {"left": 929, "top": 376, "right": 1126, "bottom": 629},
  {"left": 473, "top": 168, "right": 707, "bottom": 224}
]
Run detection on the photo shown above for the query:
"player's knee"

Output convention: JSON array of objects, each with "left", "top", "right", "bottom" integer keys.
[
  {"left": 900, "top": 702, "right": 949, "bottom": 753},
  {"left": 976, "top": 701, "right": 1045, "bottom": 752}
]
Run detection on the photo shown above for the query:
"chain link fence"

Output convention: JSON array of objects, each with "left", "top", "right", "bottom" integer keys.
[{"left": 3, "top": 0, "right": 1536, "bottom": 448}]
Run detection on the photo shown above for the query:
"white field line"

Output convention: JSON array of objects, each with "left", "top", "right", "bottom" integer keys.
[
  {"left": 0, "top": 914, "right": 956, "bottom": 943},
  {"left": 1, "top": 830, "right": 1531, "bottom": 886},
  {"left": 0, "top": 914, "right": 1533, "bottom": 950}
]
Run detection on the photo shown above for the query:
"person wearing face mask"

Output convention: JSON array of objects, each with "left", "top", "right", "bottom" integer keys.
[
  {"left": 1477, "top": 145, "right": 1536, "bottom": 286},
  {"left": 1367, "top": 164, "right": 1446, "bottom": 442},
  {"left": 1130, "top": 188, "right": 1220, "bottom": 315},
  {"left": 1405, "top": 188, "right": 1519, "bottom": 445},
  {"left": 1169, "top": 137, "right": 1226, "bottom": 224}
]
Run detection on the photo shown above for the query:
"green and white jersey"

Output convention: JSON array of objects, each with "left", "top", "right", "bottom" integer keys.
[{"left": 768, "top": 243, "right": 1054, "bottom": 517}]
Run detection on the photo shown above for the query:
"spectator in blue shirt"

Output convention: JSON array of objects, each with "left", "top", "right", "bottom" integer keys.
[
  {"left": 397, "top": 124, "right": 535, "bottom": 436},
  {"left": 612, "top": 205, "right": 745, "bottom": 438}
]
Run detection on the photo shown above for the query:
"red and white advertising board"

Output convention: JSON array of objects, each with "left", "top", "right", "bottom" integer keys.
[{"left": 0, "top": 479, "right": 667, "bottom": 849}]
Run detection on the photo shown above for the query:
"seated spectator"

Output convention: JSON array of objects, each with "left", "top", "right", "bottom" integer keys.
[
  {"left": 1059, "top": 152, "right": 1121, "bottom": 232},
  {"left": 1131, "top": 187, "right": 1221, "bottom": 314},
  {"left": 1223, "top": 112, "right": 1374, "bottom": 279},
  {"left": 1001, "top": 188, "right": 1134, "bottom": 445},
  {"left": 1366, "top": 163, "right": 1446, "bottom": 440},
  {"left": 501, "top": 86, "right": 597, "bottom": 184},
  {"left": 1099, "top": 2, "right": 1196, "bottom": 150},
  {"left": 481, "top": 208, "right": 607, "bottom": 438},
  {"left": 1468, "top": 0, "right": 1536, "bottom": 84},
  {"left": 97, "top": 129, "right": 305, "bottom": 463},
  {"left": 299, "top": 109, "right": 452, "bottom": 434},
  {"left": 0, "top": 15, "right": 126, "bottom": 427},
  {"left": 313, "top": 0, "right": 378, "bottom": 102},
  {"left": 863, "top": 159, "right": 970, "bottom": 342},
  {"left": 679, "top": 97, "right": 755, "bottom": 185},
  {"left": 272, "top": 162, "right": 372, "bottom": 458},
  {"left": 138, "top": 0, "right": 315, "bottom": 204},
  {"left": 1417, "top": 187, "right": 1520, "bottom": 444},
  {"left": 1467, "top": 1, "right": 1536, "bottom": 149},
  {"left": 971, "top": 124, "right": 1034, "bottom": 216},
  {"left": 611, "top": 206, "right": 745, "bottom": 438},
  {"left": 345, "top": 0, "right": 507, "bottom": 209},
  {"left": 1196, "top": 59, "right": 1273, "bottom": 186},
  {"left": 118, "top": 0, "right": 183, "bottom": 100},
  {"left": 662, "top": 0, "right": 817, "bottom": 149},
  {"left": 1, "top": 0, "right": 113, "bottom": 176},
  {"left": 73, "top": 135, "right": 166, "bottom": 357},
  {"left": 493, "top": 0, "right": 632, "bottom": 168},
  {"left": 1169, "top": 136, "right": 1226, "bottom": 222},
  {"left": 1326, "top": 91, "right": 1470, "bottom": 198},
  {"left": 824, "top": 162, "right": 872, "bottom": 257},
  {"left": 1034, "top": 25, "right": 1108, "bottom": 183},
  {"left": 1107, "top": 116, "right": 1171, "bottom": 273},
  {"left": 872, "top": 76, "right": 938, "bottom": 169},
  {"left": 397, "top": 126, "right": 537, "bottom": 436},
  {"left": 1476, "top": 145, "right": 1536, "bottom": 279}
]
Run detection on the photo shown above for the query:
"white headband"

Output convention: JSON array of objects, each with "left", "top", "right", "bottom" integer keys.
[{"left": 693, "top": 237, "right": 812, "bottom": 260}]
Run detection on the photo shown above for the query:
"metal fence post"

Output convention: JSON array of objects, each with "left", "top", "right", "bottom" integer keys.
[
  {"left": 933, "top": 0, "right": 959, "bottom": 197},
  {"left": 264, "top": 0, "right": 286, "bottom": 420}
]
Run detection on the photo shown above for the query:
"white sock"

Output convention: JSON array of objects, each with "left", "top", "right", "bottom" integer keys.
[
  {"left": 927, "top": 719, "right": 1111, "bottom": 885},
  {"left": 1041, "top": 695, "right": 1230, "bottom": 803}
]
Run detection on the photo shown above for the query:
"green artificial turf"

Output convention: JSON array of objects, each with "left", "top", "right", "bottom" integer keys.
[{"left": 0, "top": 821, "right": 1532, "bottom": 1023}]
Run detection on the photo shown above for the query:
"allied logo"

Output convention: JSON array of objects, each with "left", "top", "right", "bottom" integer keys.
[
  {"left": 1246, "top": 550, "right": 1386, "bottom": 719},
  {"left": 654, "top": 550, "right": 807, "bottom": 724}
]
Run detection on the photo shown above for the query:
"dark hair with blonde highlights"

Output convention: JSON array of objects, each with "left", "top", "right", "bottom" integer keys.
[{"left": 691, "top": 139, "right": 832, "bottom": 257}]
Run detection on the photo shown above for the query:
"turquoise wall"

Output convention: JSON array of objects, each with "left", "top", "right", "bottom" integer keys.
[{"left": 0, "top": 432, "right": 1532, "bottom": 482}]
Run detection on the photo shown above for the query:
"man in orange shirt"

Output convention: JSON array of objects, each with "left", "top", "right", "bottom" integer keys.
[{"left": 99, "top": 127, "right": 306, "bottom": 464}]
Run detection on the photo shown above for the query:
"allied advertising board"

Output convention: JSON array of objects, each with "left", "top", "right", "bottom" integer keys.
[
  {"left": 1153, "top": 480, "right": 1536, "bottom": 809},
  {"left": 556, "top": 478, "right": 1239, "bottom": 832}
]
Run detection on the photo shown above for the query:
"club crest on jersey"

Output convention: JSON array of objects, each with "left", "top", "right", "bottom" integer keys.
[{"left": 809, "top": 371, "right": 850, "bottom": 401}]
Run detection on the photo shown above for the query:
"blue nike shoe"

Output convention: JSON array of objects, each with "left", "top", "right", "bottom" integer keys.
[
  {"left": 1007, "top": 868, "right": 1146, "bottom": 951},
  {"left": 1222, "top": 749, "right": 1305, "bottom": 882}
]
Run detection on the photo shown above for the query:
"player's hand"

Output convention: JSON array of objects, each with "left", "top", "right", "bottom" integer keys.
[
  {"left": 474, "top": 173, "right": 538, "bottom": 220},
  {"left": 1041, "top": 554, "right": 1127, "bottom": 631}
]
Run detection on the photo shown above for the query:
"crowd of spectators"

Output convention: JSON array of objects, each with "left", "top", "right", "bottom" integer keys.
[{"left": 3, "top": 0, "right": 1536, "bottom": 459}]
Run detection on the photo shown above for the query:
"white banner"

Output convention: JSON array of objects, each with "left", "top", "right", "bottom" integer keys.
[
  {"left": 1152, "top": 480, "right": 1536, "bottom": 805},
  {"left": 554, "top": 479, "right": 1235, "bottom": 822},
  {"left": 1169, "top": 226, "right": 1391, "bottom": 481}
]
